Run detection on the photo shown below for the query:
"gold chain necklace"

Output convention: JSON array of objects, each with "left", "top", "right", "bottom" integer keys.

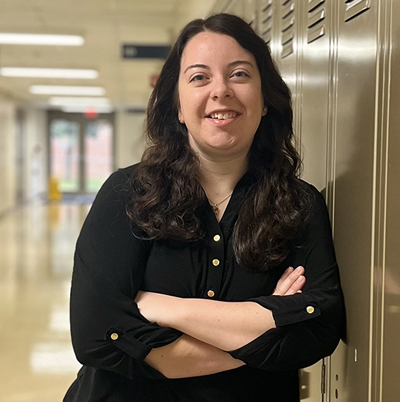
[{"left": 208, "top": 193, "right": 233, "bottom": 216}]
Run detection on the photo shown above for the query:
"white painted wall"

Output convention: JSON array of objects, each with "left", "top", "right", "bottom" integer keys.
[
  {"left": 0, "top": 98, "right": 48, "bottom": 216},
  {"left": 24, "top": 107, "right": 48, "bottom": 200},
  {"left": 114, "top": 111, "right": 147, "bottom": 169},
  {"left": 0, "top": 96, "right": 16, "bottom": 215}
]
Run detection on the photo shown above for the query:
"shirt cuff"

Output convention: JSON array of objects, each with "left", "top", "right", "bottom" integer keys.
[{"left": 249, "top": 294, "right": 321, "bottom": 327}]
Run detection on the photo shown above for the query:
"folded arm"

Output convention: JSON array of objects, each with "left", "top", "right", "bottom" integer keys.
[
  {"left": 136, "top": 266, "right": 306, "bottom": 351},
  {"left": 144, "top": 334, "right": 244, "bottom": 378}
]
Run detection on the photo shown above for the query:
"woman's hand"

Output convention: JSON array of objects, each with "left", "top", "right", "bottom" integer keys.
[
  {"left": 273, "top": 266, "right": 306, "bottom": 296},
  {"left": 135, "top": 291, "right": 180, "bottom": 326}
]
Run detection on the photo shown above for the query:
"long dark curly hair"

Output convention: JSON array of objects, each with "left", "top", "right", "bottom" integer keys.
[{"left": 127, "top": 13, "right": 314, "bottom": 271}]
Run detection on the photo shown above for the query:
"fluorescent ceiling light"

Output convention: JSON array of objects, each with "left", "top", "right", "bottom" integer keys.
[
  {"left": 0, "top": 68, "right": 98, "bottom": 79},
  {"left": 61, "top": 106, "right": 114, "bottom": 114},
  {"left": 49, "top": 97, "right": 110, "bottom": 106},
  {"left": 0, "top": 33, "right": 84, "bottom": 46},
  {"left": 30, "top": 85, "right": 105, "bottom": 96}
]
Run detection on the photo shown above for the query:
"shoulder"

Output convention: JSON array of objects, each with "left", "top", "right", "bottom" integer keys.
[
  {"left": 111, "top": 163, "right": 140, "bottom": 182},
  {"left": 89, "top": 164, "right": 140, "bottom": 210},
  {"left": 297, "top": 180, "right": 332, "bottom": 233},
  {"left": 297, "top": 179, "right": 326, "bottom": 208},
  {"left": 99, "top": 163, "right": 140, "bottom": 192}
]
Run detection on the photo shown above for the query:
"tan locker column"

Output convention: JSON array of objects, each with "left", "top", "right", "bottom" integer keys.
[
  {"left": 381, "top": 0, "right": 400, "bottom": 400},
  {"left": 329, "top": 1, "right": 379, "bottom": 401},
  {"left": 298, "top": 0, "right": 332, "bottom": 399},
  {"left": 299, "top": 0, "right": 331, "bottom": 192},
  {"left": 275, "top": 1, "right": 325, "bottom": 400}
]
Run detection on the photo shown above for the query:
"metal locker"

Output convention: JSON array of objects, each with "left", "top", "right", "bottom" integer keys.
[
  {"left": 288, "top": 1, "right": 330, "bottom": 400},
  {"left": 329, "top": 1, "right": 377, "bottom": 401},
  {"left": 299, "top": 0, "right": 330, "bottom": 192},
  {"left": 381, "top": 1, "right": 400, "bottom": 399}
]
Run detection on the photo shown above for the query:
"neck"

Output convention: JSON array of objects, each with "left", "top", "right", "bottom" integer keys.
[{"left": 196, "top": 153, "right": 249, "bottom": 200}]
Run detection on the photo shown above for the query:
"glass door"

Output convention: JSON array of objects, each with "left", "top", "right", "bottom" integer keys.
[
  {"left": 84, "top": 119, "right": 113, "bottom": 193},
  {"left": 48, "top": 111, "right": 114, "bottom": 195}
]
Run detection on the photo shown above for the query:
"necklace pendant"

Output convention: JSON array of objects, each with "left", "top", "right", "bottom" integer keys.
[{"left": 212, "top": 204, "right": 219, "bottom": 215}]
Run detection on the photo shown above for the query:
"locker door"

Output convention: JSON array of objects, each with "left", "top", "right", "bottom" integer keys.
[
  {"left": 299, "top": 0, "right": 330, "bottom": 192},
  {"left": 275, "top": 1, "right": 325, "bottom": 400},
  {"left": 294, "top": 0, "right": 330, "bottom": 400},
  {"left": 329, "top": 1, "right": 378, "bottom": 401},
  {"left": 274, "top": 0, "right": 298, "bottom": 99},
  {"left": 380, "top": 2, "right": 399, "bottom": 401}
]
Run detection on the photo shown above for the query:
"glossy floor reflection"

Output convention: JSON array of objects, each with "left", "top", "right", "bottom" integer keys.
[{"left": 0, "top": 201, "right": 91, "bottom": 402}]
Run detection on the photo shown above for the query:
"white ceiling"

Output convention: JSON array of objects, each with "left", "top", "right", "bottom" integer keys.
[{"left": 0, "top": 0, "right": 218, "bottom": 111}]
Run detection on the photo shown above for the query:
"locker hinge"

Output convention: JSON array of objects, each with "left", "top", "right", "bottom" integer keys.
[{"left": 321, "top": 361, "right": 326, "bottom": 394}]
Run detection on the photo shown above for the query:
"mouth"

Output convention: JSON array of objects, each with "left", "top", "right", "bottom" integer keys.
[{"left": 206, "top": 111, "right": 240, "bottom": 120}]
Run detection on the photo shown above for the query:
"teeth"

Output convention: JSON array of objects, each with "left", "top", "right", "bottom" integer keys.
[{"left": 210, "top": 112, "right": 237, "bottom": 120}]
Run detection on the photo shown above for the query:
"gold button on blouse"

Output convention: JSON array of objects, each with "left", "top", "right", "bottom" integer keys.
[
  {"left": 306, "top": 306, "right": 315, "bottom": 314},
  {"left": 110, "top": 333, "right": 119, "bottom": 341},
  {"left": 212, "top": 259, "right": 220, "bottom": 266},
  {"left": 213, "top": 234, "right": 221, "bottom": 242},
  {"left": 207, "top": 290, "right": 215, "bottom": 298}
]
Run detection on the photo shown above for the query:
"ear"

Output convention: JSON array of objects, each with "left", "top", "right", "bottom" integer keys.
[
  {"left": 262, "top": 106, "right": 268, "bottom": 116},
  {"left": 178, "top": 110, "right": 185, "bottom": 124}
]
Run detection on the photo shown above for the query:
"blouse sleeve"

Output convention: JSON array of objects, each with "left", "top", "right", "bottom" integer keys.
[
  {"left": 229, "top": 186, "right": 345, "bottom": 370},
  {"left": 69, "top": 167, "right": 182, "bottom": 380}
]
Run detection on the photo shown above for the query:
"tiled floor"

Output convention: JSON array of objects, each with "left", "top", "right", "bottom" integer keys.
[{"left": 0, "top": 201, "right": 91, "bottom": 402}]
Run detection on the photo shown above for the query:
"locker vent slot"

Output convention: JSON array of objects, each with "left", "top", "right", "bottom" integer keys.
[
  {"left": 282, "top": 1, "right": 294, "bottom": 19},
  {"left": 308, "top": 0, "right": 325, "bottom": 13},
  {"left": 344, "top": 0, "right": 370, "bottom": 22},
  {"left": 260, "top": 0, "right": 273, "bottom": 43},
  {"left": 281, "top": 0, "right": 294, "bottom": 58},
  {"left": 307, "top": 1, "right": 326, "bottom": 43}
]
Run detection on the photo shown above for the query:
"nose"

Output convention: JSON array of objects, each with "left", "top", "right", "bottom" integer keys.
[{"left": 210, "top": 77, "right": 234, "bottom": 100}]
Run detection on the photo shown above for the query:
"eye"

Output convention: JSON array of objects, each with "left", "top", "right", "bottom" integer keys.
[
  {"left": 231, "top": 71, "right": 250, "bottom": 78},
  {"left": 189, "top": 74, "right": 207, "bottom": 83}
]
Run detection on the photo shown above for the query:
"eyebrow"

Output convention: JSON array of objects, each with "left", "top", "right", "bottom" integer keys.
[
  {"left": 228, "top": 60, "right": 255, "bottom": 69},
  {"left": 183, "top": 64, "right": 209, "bottom": 74},
  {"left": 183, "top": 60, "right": 255, "bottom": 74}
]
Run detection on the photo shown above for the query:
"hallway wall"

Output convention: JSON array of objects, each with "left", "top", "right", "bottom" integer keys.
[
  {"left": 115, "top": 110, "right": 146, "bottom": 169},
  {"left": 24, "top": 108, "right": 48, "bottom": 200},
  {"left": 0, "top": 95, "right": 16, "bottom": 216}
]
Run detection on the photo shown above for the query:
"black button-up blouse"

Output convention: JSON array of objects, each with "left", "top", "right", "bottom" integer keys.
[{"left": 64, "top": 165, "right": 345, "bottom": 402}]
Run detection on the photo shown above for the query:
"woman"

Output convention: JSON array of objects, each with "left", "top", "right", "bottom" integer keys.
[{"left": 64, "top": 13, "right": 345, "bottom": 402}]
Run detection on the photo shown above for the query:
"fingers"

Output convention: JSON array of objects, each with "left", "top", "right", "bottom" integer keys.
[
  {"left": 285, "top": 275, "right": 306, "bottom": 295},
  {"left": 274, "top": 267, "right": 294, "bottom": 290},
  {"left": 273, "top": 266, "right": 306, "bottom": 296},
  {"left": 279, "top": 266, "right": 294, "bottom": 283}
]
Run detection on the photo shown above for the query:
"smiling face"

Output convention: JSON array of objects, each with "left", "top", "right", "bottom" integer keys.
[{"left": 178, "top": 31, "right": 265, "bottom": 161}]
